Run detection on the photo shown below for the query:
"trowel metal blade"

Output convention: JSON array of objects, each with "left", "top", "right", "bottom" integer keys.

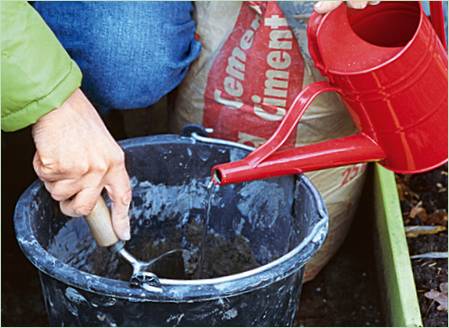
[{"left": 140, "top": 283, "right": 163, "bottom": 293}]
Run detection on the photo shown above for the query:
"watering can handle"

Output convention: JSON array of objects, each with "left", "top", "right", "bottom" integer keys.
[
  {"left": 307, "top": 11, "right": 326, "bottom": 75},
  {"left": 212, "top": 81, "right": 385, "bottom": 185},
  {"left": 85, "top": 197, "right": 120, "bottom": 247},
  {"left": 429, "top": 1, "right": 447, "bottom": 50}
]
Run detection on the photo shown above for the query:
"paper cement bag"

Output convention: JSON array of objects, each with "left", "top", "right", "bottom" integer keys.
[{"left": 170, "top": 1, "right": 367, "bottom": 281}]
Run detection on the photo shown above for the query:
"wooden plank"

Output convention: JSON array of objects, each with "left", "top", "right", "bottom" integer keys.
[{"left": 373, "top": 164, "right": 423, "bottom": 327}]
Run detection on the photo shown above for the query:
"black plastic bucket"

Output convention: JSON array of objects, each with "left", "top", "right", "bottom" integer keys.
[{"left": 14, "top": 135, "right": 328, "bottom": 326}]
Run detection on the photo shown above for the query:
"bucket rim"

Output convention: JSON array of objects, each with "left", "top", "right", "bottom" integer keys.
[{"left": 14, "top": 135, "right": 328, "bottom": 302}]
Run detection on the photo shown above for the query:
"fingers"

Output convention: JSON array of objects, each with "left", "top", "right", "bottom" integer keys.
[
  {"left": 33, "top": 153, "right": 57, "bottom": 182},
  {"left": 35, "top": 145, "right": 132, "bottom": 242},
  {"left": 44, "top": 179, "right": 82, "bottom": 202},
  {"left": 347, "top": 1, "right": 368, "bottom": 9},
  {"left": 314, "top": 0, "right": 380, "bottom": 13},
  {"left": 33, "top": 152, "right": 89, "bottom": 182},
  {"left": 55, "top": 162, "right": 132, "bottom": 243},
  {"left": 60, "top": 187, "right": 103, "bottom": 218},
  {"left": 104, "top": 164, "right": 132, "bottom": 241},
  {"left": 314, "top": 0, "right": 342, "bottom": 14}
]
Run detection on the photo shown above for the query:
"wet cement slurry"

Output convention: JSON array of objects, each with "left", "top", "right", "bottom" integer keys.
[{"left": 45, "top": 216, "right": 262, "bottom": 283}]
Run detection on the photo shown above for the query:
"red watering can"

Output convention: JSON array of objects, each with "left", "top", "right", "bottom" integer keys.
[{"left": 212, "top": 1, "right": 448, "bottom": 185}]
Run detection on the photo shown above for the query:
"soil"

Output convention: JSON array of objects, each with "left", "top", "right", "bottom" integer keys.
[
  {"left": 396, "top": 164, "right": 448, "bottom": 327},
  {"left": 296, "top": 180, "right": 384, "bottom": 327}
]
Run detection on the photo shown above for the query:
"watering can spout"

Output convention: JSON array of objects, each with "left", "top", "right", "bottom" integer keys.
[
  {"left": 212, "top": 134, "right": 384, "bottom": 185},
  {"left": 211, "top": 82, "right": 387, "bottom": 186}
]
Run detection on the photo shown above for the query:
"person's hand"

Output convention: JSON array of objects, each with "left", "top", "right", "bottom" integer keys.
[
  {"left": 32, "top": 88, "right": 132, "bottom": 240},
  {"left": 314, "top": 1, "right": 380, "bottom": 14}
]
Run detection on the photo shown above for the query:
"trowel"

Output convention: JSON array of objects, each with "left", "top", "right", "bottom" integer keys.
[{"left": 85, "top": 197, "right": 186, "bottom": 291}]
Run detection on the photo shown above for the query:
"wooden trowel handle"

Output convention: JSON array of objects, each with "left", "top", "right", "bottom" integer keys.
[{"left": 85, "top": 197, "right": 119, "bottom": 247}]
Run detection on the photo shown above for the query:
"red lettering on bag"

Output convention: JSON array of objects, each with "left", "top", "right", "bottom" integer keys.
[{"left": 203, "top": 2, "right": 304, "bottom": 148}]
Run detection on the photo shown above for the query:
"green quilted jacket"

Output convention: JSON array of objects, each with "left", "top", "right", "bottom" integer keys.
[{"left": 1, "top": 1, "right": 82, "bottom": 131}]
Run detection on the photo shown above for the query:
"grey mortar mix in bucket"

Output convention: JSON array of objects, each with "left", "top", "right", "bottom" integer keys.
[
  {"left": 14, "top": 133, "right": 328, "bottom": 326},
  {"left": 82, "top": 194, "right": 187, "bottom": 292}
]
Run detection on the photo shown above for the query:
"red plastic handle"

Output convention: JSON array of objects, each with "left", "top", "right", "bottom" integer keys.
[
  {"left": 430, "top": 1, "right": 447, "bottom": 50},
  {"left": 212, "top": 82, "right": 385, "bottom": 185},
  {"left": 242, "top": 81, "right": 341, "bottom": 166}
]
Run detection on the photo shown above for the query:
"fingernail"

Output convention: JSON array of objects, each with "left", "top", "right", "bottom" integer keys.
[
  {"left": 314, "top": 2, "right": 323, "bottom": 10},
  {"left": 369, "top": 1, "right": 380, "bottom": 5},
  {"left": 121, "top": 222, "right": 131, "bottom": 241},
  {"left": 123, "top": 228, "right": 131, "bottom": 241},
  {"left": 117, "top": 216, "right": 131, "bottom": 240}
]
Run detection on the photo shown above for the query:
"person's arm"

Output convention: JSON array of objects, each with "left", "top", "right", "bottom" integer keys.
[{"left": 1, "top": 1, "right": 131, "bottom": 241}]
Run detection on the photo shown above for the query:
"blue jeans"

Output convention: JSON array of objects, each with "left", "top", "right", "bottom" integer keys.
[{"left": 34, "top": 1, "right": 202, "bottom": 112}]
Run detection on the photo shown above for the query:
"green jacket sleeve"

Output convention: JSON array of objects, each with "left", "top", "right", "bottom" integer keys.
[{"left": 1, "top": 1, "right": 82, "bottom": 132}]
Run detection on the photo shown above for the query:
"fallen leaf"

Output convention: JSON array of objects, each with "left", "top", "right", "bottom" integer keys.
[
  {"left": 405, "top": 225, "right": 447, "bottom": 238},
  {"left": 424, "top": 283, "right": 448, "bottom": 312},
  {"left": 425, "top": 210, "right": 448, "bottom": 226},
  {"left": 409, "top": 201, "right": 428, "bottom": 221}
]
